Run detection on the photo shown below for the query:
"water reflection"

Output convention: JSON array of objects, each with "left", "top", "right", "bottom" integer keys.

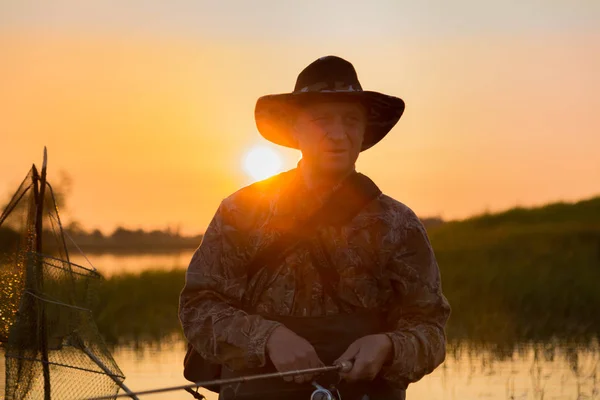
[
  {"left": 1, "top": 338, "right": 598, "bottom": 399},
  {"left": 107, "top": 340, "right": 599, "bottom": 400},
  {"left": 69, "top": 250, "right": 195, "bottom": 276}
]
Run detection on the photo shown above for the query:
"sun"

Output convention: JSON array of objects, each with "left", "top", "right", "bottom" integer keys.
[{"left": 242, "top": 145, "right": 284, "bottom": 181}]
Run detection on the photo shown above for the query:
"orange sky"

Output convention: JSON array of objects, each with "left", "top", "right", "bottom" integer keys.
[{"left": 1, "top": 3, "right": 599, "bottom": 235}]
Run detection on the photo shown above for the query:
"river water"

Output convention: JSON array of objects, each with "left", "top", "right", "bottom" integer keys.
[
  {"left": 109, "top": 340, "right": 599, "bottom": 400},
  {"left": 1, "top": 340, "right": 598, "bottom": 399},
  {"left": 69, "top": 250, "right": 196, "bottom": 276},
  {"left": 2, "top": 252, "right": 598, "bottom": 399}
]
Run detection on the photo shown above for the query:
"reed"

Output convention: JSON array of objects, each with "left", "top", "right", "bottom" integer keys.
[
  {"left": 92, "top": 268, "right": 186, "bottom": 345},
  {"left": 91, "top": 196, "right": 600, "bottom": 347}
]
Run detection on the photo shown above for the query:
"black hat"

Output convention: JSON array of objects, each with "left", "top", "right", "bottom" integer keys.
[{"left": 255, "top": 56, "right": 405, "bottom": 151}]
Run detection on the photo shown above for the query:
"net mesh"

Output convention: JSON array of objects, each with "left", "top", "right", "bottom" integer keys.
[{"left": 1, "top": 165, "right": 127, "bottom": 399}]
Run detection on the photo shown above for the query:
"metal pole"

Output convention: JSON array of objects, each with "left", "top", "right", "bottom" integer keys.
[
  {"left": 87, "top": 361, "right": 353, "bottom": 400},
  {"left": 33, "top": 148, "right": 52, "bottom": 400},
  {"left": 79, "top": 344, "right": 140, "bottom": 400}
]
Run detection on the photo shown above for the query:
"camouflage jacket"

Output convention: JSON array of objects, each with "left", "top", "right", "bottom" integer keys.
[{"left": 179, "top": 168, "right": 451, "bottom": 386}]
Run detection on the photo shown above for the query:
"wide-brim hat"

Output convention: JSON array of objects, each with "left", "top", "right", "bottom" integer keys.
[{"left": 255, "top": 56, "right": 405, "bottom": 151}]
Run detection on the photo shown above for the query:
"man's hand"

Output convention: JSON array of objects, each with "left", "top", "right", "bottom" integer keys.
[
  {"left": 334, "top": 334, "right": 393, "bottom": 382},
  {"left": 266, "top": 325, "right": 325, "bottom": 384}
]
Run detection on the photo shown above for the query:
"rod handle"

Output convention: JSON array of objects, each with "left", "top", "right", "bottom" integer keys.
[{"left": 335, "top": 360, "right": 353, "bottom": 373}]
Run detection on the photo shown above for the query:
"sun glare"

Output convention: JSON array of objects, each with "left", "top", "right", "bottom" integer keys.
[{"left": 243, "top": 145, "right": 284, "bottom": 181}]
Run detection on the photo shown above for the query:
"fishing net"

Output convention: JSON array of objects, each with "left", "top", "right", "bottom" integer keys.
[{"left": 1, "top": 162, "right": 128, "bottom": 400}]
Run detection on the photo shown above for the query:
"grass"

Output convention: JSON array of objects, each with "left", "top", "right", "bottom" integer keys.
[
  {"left": 429, "top": 196, "right": 600, "bottom": 344},
  {"left": 90, "top": 196, "right": 600, "bottom": 347},
  {"left": 92, "top": 269, "right": 186, "bottom": 345}
]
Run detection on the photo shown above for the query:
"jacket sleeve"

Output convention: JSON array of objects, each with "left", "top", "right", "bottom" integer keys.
[
  {"left": 178, "top": 202, "right": 282, "bottom": 371},
  {"left": 381, "top": 210, "right": 451, "bottom": 386}
]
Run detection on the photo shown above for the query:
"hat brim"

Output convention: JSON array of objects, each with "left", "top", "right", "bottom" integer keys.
[{"left": 255, "top": 91, "right": 405, "bottom": 151}]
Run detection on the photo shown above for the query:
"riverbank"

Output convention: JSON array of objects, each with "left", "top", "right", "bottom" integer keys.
[{"left": 90, "top": 196, "right": 600, "bottom": 347}]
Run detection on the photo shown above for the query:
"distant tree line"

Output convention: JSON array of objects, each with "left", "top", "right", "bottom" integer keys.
[
  {"left": 0, "top": 217, "right": 444, "bottom": 254},
  {"left": 0, "top": 224, "right": 203, "bottom": 254},
  {"left": 63, "top": 225, "right": 204, "bottom": 253}
]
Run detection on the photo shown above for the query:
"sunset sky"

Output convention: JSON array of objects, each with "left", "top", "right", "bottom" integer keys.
[{"left": 1, "top": 1, "right": 599, "bottom": 235}]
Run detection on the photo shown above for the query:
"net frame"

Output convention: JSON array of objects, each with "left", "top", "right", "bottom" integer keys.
[{"left": 1, "top": 149, "right": 138, "bottom": 400}]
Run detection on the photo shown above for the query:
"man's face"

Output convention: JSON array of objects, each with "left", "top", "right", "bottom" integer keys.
[{"left": 293, "top": 100, "right": 367, "bottom": 176}]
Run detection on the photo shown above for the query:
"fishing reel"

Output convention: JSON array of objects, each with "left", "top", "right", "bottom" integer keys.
[
  {"left": 309, "top": 359, "right": 353, "bottom": 400},
  {"left": 310, "top": 382, "right": 342, "bottom": 400}
]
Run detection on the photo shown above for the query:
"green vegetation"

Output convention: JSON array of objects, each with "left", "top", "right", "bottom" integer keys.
[
  {"left": 90, "top": 196, "right": 600, "bottom": 347},
  {"left": 92, "top": 269, "right": 186, "bottom": 345},
  {"left": 430, "top": 196, "right": 600, "bottom": 344}
]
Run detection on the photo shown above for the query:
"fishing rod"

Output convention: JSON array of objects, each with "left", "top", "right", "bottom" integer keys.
[{"left": 87, "top": 360, "right": 353, "bottom": 399}]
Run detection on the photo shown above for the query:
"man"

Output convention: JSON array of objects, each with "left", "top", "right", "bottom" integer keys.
[{"left": 179, "top": 56, "right": 450, "bottom": 400}]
